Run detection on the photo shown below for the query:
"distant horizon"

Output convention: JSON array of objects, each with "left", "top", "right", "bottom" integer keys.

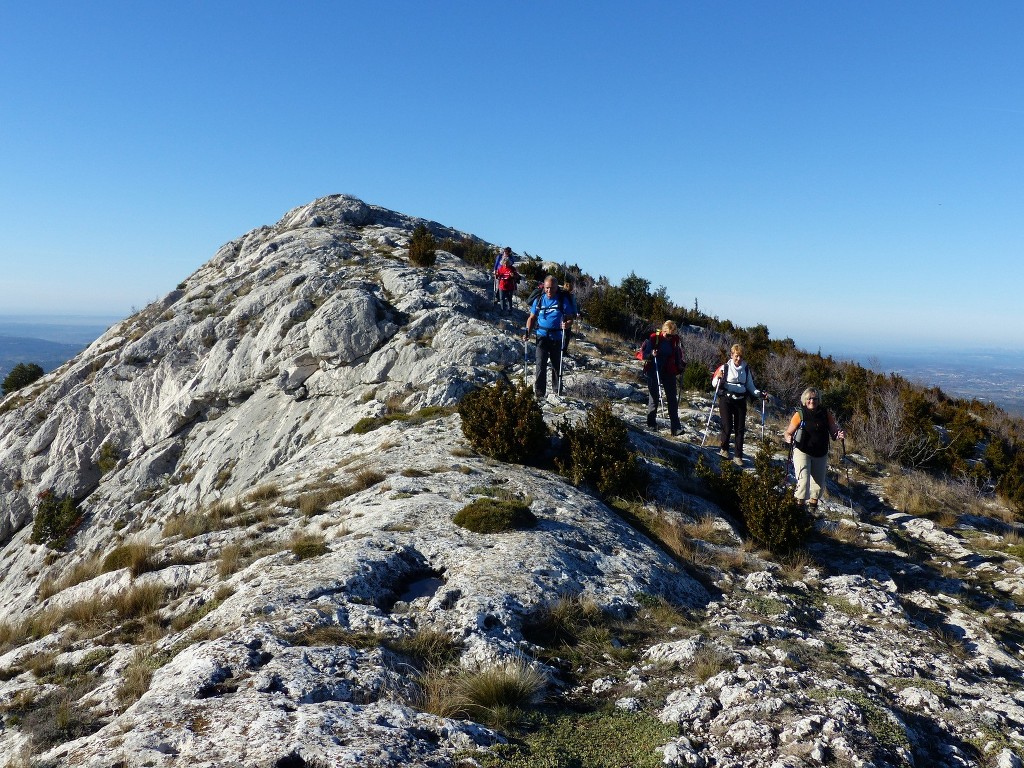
[{"left": 3, "top": 312, "right": 1022, "bottom": 360}]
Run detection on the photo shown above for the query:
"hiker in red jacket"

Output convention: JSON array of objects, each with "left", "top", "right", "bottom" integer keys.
[
  {"left": 494, "top": 254, "right": 519, "bottom": 313},
  {"left": 640, "top": 320, "right": 684, "bottom": 435}
]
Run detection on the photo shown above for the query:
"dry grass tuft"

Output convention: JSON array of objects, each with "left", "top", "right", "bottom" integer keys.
[
  {"left": 115, "top": 646, "right": 161, "bottom": 709},
  {"left": 101, "top": 540, "right": 156, "bottom": 578},
  {"left": 162, "top": 499, "right": 242, "bottom": 539},
  {"left": 245, "top": 483, "right": 281, "bottom": 502},
  {"left": 37, "top": 555, "right": 104, "bottom": 601},
  {"left": 417, "top": 661, "right": 546, "bottom": 730},
  {"left": 691, "top": 645, "right": 737, "bottom": 682}
]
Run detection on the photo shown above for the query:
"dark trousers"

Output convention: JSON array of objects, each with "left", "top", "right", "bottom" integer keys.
[
  {"left": 647, "top": 370, "right": 680, "bottom": 430},
  {"left": 719, "top": 395, "right": 747, "bottom": 457},
  {"left": 498, "top": 289, "right": 514, "bottom": 311},
  {"left": 534, "top": 334, "right": 562, "bottom": 397}
]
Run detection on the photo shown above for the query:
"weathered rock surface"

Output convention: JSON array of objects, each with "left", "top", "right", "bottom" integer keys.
[{"left": 0, "top": 194, "right": 1022, "bottom": 768}]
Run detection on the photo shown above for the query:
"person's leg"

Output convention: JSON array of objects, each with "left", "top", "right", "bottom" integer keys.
[
  {"left": 549, "top": 342, "right": 562, "bottom": 395},
  {"left": 665, "top": 377, "right": 680, "bottom": 432},
  {"left": 734, "top": 399, "right": 748, "bottom": 460},
  {"left": 719, "top": 397, "right": 733, "bottom": 454},
  {"left": 646, "top": 373, "right": 659, "bottom": 428},
  {"left": 534, "top": 337, "right": 548, "bottom": 397},
  {"left": 808, "top": 454, "right": 828, "bottom": 504},
  {"left": 793, "top": 448, "right": 811, "bottom": 502}
]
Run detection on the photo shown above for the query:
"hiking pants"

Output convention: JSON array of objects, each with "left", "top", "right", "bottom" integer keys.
[
  {"left": 719, "top": 395, "right": 747, "bottom": 457},
  {"left": 793, "top": 447, "right": 827, "bottom": 502},
  {"left": 647, "top": 371, "right": 680, "bottom": 431},
  {"left": 534, "top": 334, "right": 561, "bottom": 397},
  {"left": 498, "top": 289, "right": 514, "bottom": 312}
]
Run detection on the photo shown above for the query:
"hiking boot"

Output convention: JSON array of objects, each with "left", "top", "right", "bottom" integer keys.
[
  {"left": 718, "top": 449, "right": 729, "bottom": 459},
  {"left": 807, "top": 499, "right": 819, "bottom": 511},
  {"left": 732, "top": 456, "right": 743, "bottom": 466}
]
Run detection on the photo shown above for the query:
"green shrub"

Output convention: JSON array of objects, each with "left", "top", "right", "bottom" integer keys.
[
  {"left": 477, "top": 708, "right": 676, "bottom": 767},
  {"left": 439, "top": 237, "right": 494, "bottom": 270},
  {"left": 97, "top": 441, "right": 120, "bottom": 476},
  {"left": 696, "top": 441, "right": 811, "bottom": 554},
  {"left": 2, "top": 362, "right": 44, "bottom": 395},
  {"left": 30, "top": 493, "right": 81, "bottom": 549},
  {"left": 349, "top": 405, "right": 452, "bottom": 435},
  {"left": 453, "top": 498, "right": 537, "bottom": 533},
  {"left": 556, "top": 403, "right": 645, "bottom": 498},
  {"left": 408, "top": 223, "right": 437, "bottom": 267},
  {"left": 458, "top": 382, "right": 548, "bottom": 464},
  {"left": 681, "top": 360, "right": 711, "bottom": 391}
]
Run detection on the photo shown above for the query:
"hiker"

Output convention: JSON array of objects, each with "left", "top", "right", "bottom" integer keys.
[
  {"left": 493, "top": 247, "right": 515, "bottom": 302},
  {"left": 525, "top": 275, "right": 576, "bottom": 397},
  {"left": 494, "top": 255, "right": 520, "bottom": 313},
  {"left": 640, "top": 320, "right": 684, "bottom": 435},
  {"left": 711, "top": 343, "right": 768, "bottom": 465},
  {"left": 784, "top": 387, "right": 844, "bottom": 510}
]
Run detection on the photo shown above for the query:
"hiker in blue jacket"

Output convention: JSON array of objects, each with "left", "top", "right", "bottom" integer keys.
[{"left": 525, "top": 275, "right": 576, "bottom": 397}]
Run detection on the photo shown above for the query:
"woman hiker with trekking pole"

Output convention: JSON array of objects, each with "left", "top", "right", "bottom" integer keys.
[
  {"left": 640, "top": 320, "right": 684, "bottom": 435},
  {"left": 783, "top": 387, "right": 845, "bottom": 511},
  {"left": 711, "top": 344, "right": 769, "bottom": 466}
]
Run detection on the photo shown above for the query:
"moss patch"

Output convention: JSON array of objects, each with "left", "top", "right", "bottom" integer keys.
[{"left": 453, "top": 498, "right": 537, "bottom": 534}]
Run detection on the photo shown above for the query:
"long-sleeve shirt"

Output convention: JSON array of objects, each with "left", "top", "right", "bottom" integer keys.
[{"left": 712, "top": 360, "right": 761, "bottom": 399}]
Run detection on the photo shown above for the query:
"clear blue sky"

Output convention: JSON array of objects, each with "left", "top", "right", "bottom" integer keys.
[{"left": 2, "top": 1, "right": 1022, "bottom": 353}]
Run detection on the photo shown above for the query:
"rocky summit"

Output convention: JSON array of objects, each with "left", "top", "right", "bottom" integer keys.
[{"left": 1, "top": 195, "right": 1023, "bottom": 768}]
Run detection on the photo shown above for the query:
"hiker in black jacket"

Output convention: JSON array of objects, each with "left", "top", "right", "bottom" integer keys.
[{"left": 784, "top": 387, "right": 845, "bottom": 510}]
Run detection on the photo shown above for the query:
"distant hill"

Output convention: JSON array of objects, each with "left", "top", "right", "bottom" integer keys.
[
  {"left": 0, "top": 334, "right": 88, "bottom": 380},
  {"left": 0, "top": 316, "right": 116, "bottom": 381}
]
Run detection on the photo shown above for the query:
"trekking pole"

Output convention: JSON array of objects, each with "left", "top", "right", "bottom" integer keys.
[
  {"left": 760, "top": 396, "right": 766, "bottom": 442},
  {"left": 524, "top": 333, "right": 533, "bottom": 389},
  {"left": 653, "top": 357, "right": 668, "bottom": 421},
  {"left": 557, "top": 330, "right": 569, "bottom": 396},
  {"left": 700, "top": 372, "right": 722, "bottom": 448},
  {"left": 840, "top": 435, "right": 853, "bottom": 511}
]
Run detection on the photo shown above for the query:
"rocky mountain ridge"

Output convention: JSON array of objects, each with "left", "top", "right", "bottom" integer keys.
[{"left": 1, "top": 195, "right": 1023, "bottom": 768}]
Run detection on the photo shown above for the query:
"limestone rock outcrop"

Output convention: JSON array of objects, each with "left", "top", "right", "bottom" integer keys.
[{"left": 1, "top": 195, "right": 1022, "bottom": 768}]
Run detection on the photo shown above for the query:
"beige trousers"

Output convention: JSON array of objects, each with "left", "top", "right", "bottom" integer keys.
[{"left": 793, "top": 447, "right": 827, "bottom": 502}]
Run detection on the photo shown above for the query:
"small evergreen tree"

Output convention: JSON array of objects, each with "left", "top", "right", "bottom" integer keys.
[
  {"left": 2, "top": 362, "right": 44, "bottom": 395},
  {"left": 408, "top": 224, "right": 437, "bottom": 267},
  {"left": 740, "top": 441, "right": 812, "bottom": 554},
  {"left": 31, "top": 492, "right": 81, "bottom": 549},
  {"left": 458, "top": 382, "right": 548, "bottom": 464},
  {"left": 556, "top": 402, "right": 645, "bottom": 498},
  {"left": 696, "top": 441, "right": 811, "bottom": 554},
  {"left": 681, "top": 361, "right": 711, "bottom": 392}
]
